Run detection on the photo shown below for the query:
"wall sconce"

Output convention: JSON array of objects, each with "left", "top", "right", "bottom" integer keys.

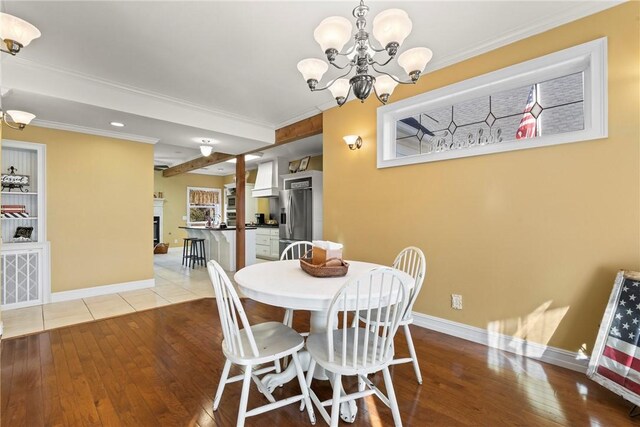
[
  {"left": 343, "top": 135, "right": 362, "bottom": 150},
  {"left": 0, "top": 13, "right": 41, "bottom": 56},
  {"left": 1, "top": 110, "right": 36, "bottom": 130}
]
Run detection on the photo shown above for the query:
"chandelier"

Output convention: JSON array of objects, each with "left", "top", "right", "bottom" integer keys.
[{"left": 297, "top": 0, "right": 432, "bottom": 106}]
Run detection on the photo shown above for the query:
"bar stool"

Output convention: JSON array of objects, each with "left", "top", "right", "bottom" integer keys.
[
  {"left": 189, "top": 238, "right": 207, "bottom": 268},
  {"left": 182, "top": 238, "right": 197, "bottom": 267}
]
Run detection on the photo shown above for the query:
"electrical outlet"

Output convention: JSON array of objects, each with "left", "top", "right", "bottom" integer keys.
[
  {"left": 182, "top": 215, "right": 187, "bottom": 221},
  {"left": 174, "top": 239, "right": 178, "bottom": 244},
  {"left": 451, "top": 294, "right": 463, "bottom": 310}
]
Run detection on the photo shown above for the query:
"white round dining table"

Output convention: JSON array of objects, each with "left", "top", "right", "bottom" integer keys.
[{"left": 234, "top": 259, "right": 414, "bottom": 423}]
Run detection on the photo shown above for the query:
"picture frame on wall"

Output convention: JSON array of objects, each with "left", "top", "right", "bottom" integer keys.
[
  {"left": 587, "top": 270, "right": 640, "bottom": 407},
  {"left": 298, "top": 156, "right": 310, "bottom": 172},
  {"left": 289, "top": 160, "right": 300, "bottom": 173}
]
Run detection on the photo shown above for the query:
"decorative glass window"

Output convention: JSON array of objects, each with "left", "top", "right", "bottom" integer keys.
[
  {"left": 377, "top": 38, "right": 607, "bottom": 168},
  {"left": 186, "top": 187, "right": 221, "bottom": 226}
]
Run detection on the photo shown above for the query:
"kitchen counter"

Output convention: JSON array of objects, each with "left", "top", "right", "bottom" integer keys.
[
  {"left": 180, "top": 226, "right": 257, "bottom": 231},
  {"left": 179, "top": 226, "right": 256, "bottom": 271}
]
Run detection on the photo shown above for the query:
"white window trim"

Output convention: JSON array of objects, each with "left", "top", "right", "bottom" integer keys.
[
  {"left": 377, "top": 37, "right": 608, "bottom": 169},
  {"left": 186, "top": 186, "right": 222, "bottom": 226}
]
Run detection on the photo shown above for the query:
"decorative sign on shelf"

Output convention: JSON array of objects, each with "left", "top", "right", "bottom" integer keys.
[
  {"left": 1, "top": 166, "right": 30, "bottom": 192},
  {"left": 588, "top": 270, "right": 640, "bottom": 408},
  {"left": 13, "top": 226, "right": 33, "bottom": 240}
]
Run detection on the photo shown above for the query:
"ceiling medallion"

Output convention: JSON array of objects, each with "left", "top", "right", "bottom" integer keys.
[{"left": 297, "top": 0, "right": 432, "bottom": 106}]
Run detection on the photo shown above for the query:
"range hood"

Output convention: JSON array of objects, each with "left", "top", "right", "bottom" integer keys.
[{"left": 252, "top": 158, "right": 288, "bottom": 198}]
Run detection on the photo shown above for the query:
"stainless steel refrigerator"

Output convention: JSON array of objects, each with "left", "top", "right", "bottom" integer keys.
[{"left": 279, "top": 184, "right": 313, "bottom": 256}]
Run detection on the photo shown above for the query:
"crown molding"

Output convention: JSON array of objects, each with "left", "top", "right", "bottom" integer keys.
[
  {"left": 2, "top": 58, "right": 275, "bottom": 144},
  {"left": 423, "top": 1, "right": 622, "bottom": 74},
  {"left": 9, "top": 57, "right": 275, "bottom": 130},
  {"left": 31, "top": 119, "right": 160, "bottom": 144}
]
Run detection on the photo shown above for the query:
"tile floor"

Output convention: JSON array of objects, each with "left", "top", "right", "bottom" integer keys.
[{"left": 0, "top": 249, "right": 245, "bottom": 339}]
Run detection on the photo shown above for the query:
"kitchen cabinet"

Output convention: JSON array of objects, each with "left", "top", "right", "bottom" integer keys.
[
  {"left": 224, "top": 183, "right": 256, "bottom": 225},
  {"left": 256, "top": 227, "right": 279, "bottom": 260}
]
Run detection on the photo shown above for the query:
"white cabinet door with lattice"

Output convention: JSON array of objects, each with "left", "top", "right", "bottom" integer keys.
[{"left": 1, "top": 244, "right": 48, "bottom": 309}]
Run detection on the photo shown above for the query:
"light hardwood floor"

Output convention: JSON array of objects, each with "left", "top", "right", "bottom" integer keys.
[{"left": 2, "top": 297, "right": 639, "bottom": 426}]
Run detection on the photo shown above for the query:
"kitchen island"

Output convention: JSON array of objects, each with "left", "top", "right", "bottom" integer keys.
[{"left": 179, "top": 226, "right": 256, "bottom": 271}]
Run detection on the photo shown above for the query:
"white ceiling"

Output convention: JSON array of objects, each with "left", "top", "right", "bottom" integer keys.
[
  {"left": 155, "top": 133, "right": 323, "bottom": 176},
  {"left": 0, "top": 1, "right": 620, "bottom": 171}
]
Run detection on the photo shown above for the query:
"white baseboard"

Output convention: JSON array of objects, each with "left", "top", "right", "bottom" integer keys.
[
  {"left": 412, "top": 311, "right": 589, "bottom": 373},
  {"left": 50, "top": 279, "right": 155, "bottom": 303}
]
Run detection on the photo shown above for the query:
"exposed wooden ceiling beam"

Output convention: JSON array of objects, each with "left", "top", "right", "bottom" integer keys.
[
  {"left": 162, "top": 113, "right": 323, "bottom": 177},
  {"left": 162, "top": 152, "right": 234, "bottom": 177},
  {"left": 275, "top": 113, "right": 322, "bottom": 145}
]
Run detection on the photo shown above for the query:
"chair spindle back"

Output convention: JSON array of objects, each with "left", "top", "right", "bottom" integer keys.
[
  {"left": 326, "top": 267, "right": 410, "bottom": 369},
  {"left": 207, "top": 260, "right": 259, "bottom": 359},
  {"left": 280, "top": 241, "right": 313, "bottom": 261},
  {"left": 392, "top": 247, "right": 426, "bottom": 319}
]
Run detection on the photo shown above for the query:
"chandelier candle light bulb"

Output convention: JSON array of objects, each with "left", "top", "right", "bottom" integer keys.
[
  {"left": 296, "top": 58, "right": 329, "bottom": 90},
  {"left": 297, "top": 0, "right": 431, "bottom": 106},
  {"left": 314, "top": 16, "right": 353, "bottom": 61},
  {"left": 329, "top": 79, "right": 351, "bottom": 105},
  {"left": 372, "top": 9, "right": 413, "bottom": 54},
  {"left": 398, "top": 47, "right": 433, "bottom": 81}
]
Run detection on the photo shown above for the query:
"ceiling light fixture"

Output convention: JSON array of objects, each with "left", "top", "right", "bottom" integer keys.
[
  {"left": 199, "top": 138, "right": 218, "bottom": 157},
  {"left": 297, "top": 0, "right": 432, "bottom": 106},
  {"left": 110, "top": 121, "right": 125, "bottom": 127},
  {"left": 0, "top": 12, "right": 41, "bottom": 56},
  {"left": 1, "top": 110, "right": 36, "bottom": 130},
  {"left": 226, "top": 153, "right": 263, "bottom": 164}
]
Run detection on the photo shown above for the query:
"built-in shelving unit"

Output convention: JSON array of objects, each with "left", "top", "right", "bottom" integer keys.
[{"left": 1, "top": 139, "right": 50, "bottom": 309}]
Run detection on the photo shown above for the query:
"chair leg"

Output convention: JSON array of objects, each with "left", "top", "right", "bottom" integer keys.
[
  {"left": 213, "top": 359, "right": 231, "bottom": 411},
  {"left": 382, "top": 366, "right": 403, "bottom": 427},
  {"left": 292, "top": 352, "right": 315, "bottom": 425},
  {"left": 236, "top": 364, "right": 252, "bottom": 427},
  {"left": 404, "top": 324, "right": 422, "bottom": 384},
  {"left": 282, "top": 310, "right": 293, "bottom": 369},
  {"left": 274, "top": 359, "right": 281, "bottom": 374},
  {"left": 301, "top": 359, "right": 317, "bottom": 411},
  {"left": 330, "top": 373, "right": 342, "bottom": 427}
]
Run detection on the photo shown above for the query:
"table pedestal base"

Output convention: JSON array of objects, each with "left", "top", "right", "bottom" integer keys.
[{"left": 260, "top": 311, "right": 358, "bottom": 423}]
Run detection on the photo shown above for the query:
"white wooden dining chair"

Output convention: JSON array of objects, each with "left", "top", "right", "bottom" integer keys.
[
  {"left": 305, "top": 267, "right": 411, "bottom": 427},
  {"left": 357, "top": 247, "right": 426, "bottom": 384},
  {"left": 281, "top": 241, "right": 313, "bottom": 331},
  {"left": 207, "top": 260, "right": 316, "bottom": 427}
]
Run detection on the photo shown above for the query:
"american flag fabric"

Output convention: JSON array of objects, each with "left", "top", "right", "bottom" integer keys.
[
  {"left": 516, "top": 85, "right": 537, "bottom": 140},
  {"left": 590, "top": 273, "right": 640, "bottom": 402}
]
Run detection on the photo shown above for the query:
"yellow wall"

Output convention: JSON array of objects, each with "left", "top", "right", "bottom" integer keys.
[
  {"left": 3, "top": 125, "right": 155, "bottom": 293},
  {"left": 154, "top": 171, "right": 224, "bottom": 245},
  {"left": 323, "top": 2, "right": 640, "bottom": 353}
]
